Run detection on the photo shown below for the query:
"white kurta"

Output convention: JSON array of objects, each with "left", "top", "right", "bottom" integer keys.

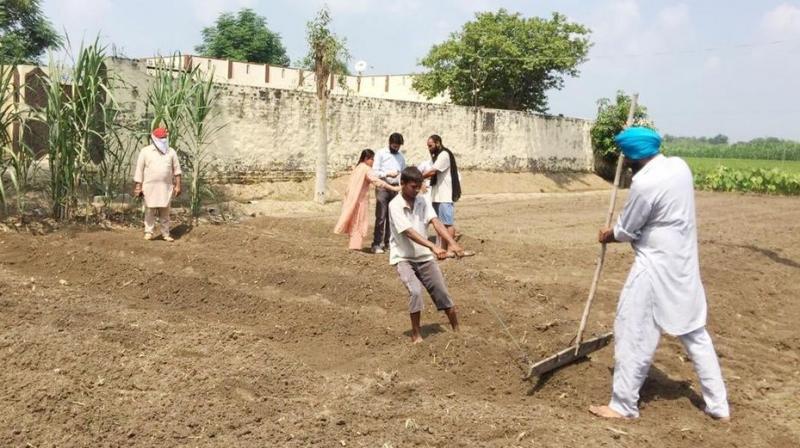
[
  {"left": 133, "top": 145, "right": 182, "bottom": 209},
  {"left": 430, "top": 152, "right": 453, "bottom": 203},
  {"left": 609, "top": 154, "right": 729, "bottom": 419},
  {"left": 613, "top": 154, "right": 706, "bottom": 336}
]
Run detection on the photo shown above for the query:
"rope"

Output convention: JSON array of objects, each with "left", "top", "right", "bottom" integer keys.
[{"left": 479, "top": 291, "right": 532, "bottom": 370}]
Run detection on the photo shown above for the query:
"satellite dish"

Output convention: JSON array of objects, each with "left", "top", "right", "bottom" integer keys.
[{"left": 354, "top": 60, "right": 368, "bottom": 73}]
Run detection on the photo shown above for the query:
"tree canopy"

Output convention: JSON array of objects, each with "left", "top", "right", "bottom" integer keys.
[
  {"left": 0, "top": 0, "right": 62, "bottom": 64},
  {"left": 591, "top": 91, "right": 654, "bottom": 160},
  {"left": 412, "top": 9, "right": 591, "bottom": 112},
  {"left": 299, "top": 8, "right": 350, "bottom": 78},
  {"left": 195, "top": 8, "right": 290, "bottom": 66}
]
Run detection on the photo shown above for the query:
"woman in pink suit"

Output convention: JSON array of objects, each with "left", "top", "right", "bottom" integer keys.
[{"left": 335, "top": 149, "right": 401, "bottom": 251}]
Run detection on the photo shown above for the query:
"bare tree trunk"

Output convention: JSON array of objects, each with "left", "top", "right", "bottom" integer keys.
[{"left": 314, "top": 94, "right": 328, "bottom": 204}]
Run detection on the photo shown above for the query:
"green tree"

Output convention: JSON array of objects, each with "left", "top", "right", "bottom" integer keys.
[
  {"left": 412, "top": 9, "right": 591, "bottom": 112},
  {"left": 299, "top": 10, "right": 350, "bottom": 76},
  {"left": 195, "top": 8, "right": 290, "bottom": 66},
  {"left": 305, "top": 7, "right": 350, "bottom": 204},
  {"left": 0, "top": 0, "right": 62, "bottom": 64},
  {"left": 590, "top": 91, "right": 653, "bottom": 180},
  {"left": 708, "top": 134, "right": 728, "bottom": 145}
]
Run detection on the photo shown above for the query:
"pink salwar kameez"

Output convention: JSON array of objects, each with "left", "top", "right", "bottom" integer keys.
[{"left": 334, "top": 163, "right": 396, "bottom": 250}]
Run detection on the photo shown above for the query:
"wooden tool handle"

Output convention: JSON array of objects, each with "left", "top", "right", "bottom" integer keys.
[{"left": 573, "top": 94, "right": 639, "bottom": 354}]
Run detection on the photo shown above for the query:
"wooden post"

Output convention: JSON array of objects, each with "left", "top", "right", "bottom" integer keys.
[
  {"left": 264, "top": 65, "right": 271, "bottom": 83},
  {"left": 299, "top": 70, "right": 305, "bottom": 87},
  {"left": 384, "top": 75, "right": 390, "bottom": 92},
  {"left": 330, "top": 73, "right": 335, "bottom": 90},
  {"left": 183, "top": 55, "right": 193, "bottom": 71},
  {"left": 227, "top": 59, "right": 233, "bottom": 79},
  {"left": 573, "top": 93, "right": 639, "bottom": 355}
]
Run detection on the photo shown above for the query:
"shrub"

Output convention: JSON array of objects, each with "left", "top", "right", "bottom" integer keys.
[{"left": 694, "top": 166, "right": 800, "bottom": 195}]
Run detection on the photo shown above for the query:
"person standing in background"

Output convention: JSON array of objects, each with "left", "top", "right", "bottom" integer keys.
[
  {"left": 133, "top": 127, "right": 182, "bottom": 242},
  {"left": 371, "top": 132, "right": 406, "bottom": 254},
  {"left": 335, "top": 149, "right": 401, "bottom": 251},
  {"left": 422, "top": 134, "right": 462, "bottom": 254}
]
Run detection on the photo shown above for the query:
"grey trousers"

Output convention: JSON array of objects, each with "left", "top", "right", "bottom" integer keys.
[
  {"left": 396, "top": 260, "right": 454, "bottom": 313},
  {"left": 372, "top": 188, "right": 397, "bottom": 248}
]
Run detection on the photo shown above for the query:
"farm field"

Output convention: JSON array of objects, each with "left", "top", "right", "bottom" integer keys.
[
  {"left": 683, "top": 157, "right": 800, "bottom": 174},
  {"left": 1, "top": 183, "right": 798, "bottom": 447}
]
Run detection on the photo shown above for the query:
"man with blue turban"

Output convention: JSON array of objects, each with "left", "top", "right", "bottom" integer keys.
[{"left": 589, "top": 127, "right": 730, "bottom": 421}]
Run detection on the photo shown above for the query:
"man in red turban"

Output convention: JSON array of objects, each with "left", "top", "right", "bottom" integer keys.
[{"left": 133, "top": 127, "right": 182, "bottom": 242}]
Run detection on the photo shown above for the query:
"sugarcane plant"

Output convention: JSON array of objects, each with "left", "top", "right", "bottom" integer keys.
[
  {"left": 146, "top": 56, "right": 223, "bottom": 224},
  {"left": 0, "top": 64, "right": 16, "bottom": 214},
  {"left": 183, "top": 70, "right": 223, "bottom": 223},
  {"left": 43, "top": 37, "right": 115, "bottom": 220},
  {"left": 146, "top": 55, "right": 196, "bottom": 154},
  {"left": 0, "top": 64, "right": 40, "bottom": 216},
  {"left": 90, "top": 106, "right": 141, "bottom": 210}
]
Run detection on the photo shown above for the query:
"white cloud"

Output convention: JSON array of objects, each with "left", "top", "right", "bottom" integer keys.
[
  {"left": 325, "top": 0, "right": 372, "bottom": 14},
  {"left": 194, "top": 0, "right": 255, "bottom": 24},
  {"left": 703, "top": 55, "right": 721, "bottom": 72},
  {"left": 658, "top": 3, "right": 689, "bottom": 30},
  {"left": 761, "top": 3, "right": 800, "bottom": 39},
  {"left": 387, "top": 0, "right": 422, "bottom": 14},
  {"left": 449, "top": 0, "right": 494, "bottom": 15},
  {"left": 590, "top": 0, "right": 641, "bottom": 53},
  {"left": 47, "top": 0, "right": 113, "bottom": 31},
  {"left": 323, "top": 0, "right": 421, "bottom": 16}
]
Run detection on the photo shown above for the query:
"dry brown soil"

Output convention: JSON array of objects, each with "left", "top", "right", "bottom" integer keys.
[{"left": 1, "top": 177, "right": 798, "bottom": 447}]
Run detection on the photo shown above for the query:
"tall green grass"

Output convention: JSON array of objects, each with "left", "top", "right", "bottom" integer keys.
[
  {"left": 43, "top": 38, "right": 115, "bottom": 219},
  {"left": 0, "top": 64, "right": 16, "bottom": 213},
  {"left": 146, "top": 57, "right": 224, "bottom": 223},
  {"left": 1, "top": 65, "right": 40, "bottom": 215}
]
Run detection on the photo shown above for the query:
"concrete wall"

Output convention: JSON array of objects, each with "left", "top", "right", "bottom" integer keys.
[
  {"left": 110, "top": 58, "right": 594, "bottom": 183},
  {"left": 143, "top": 55, "right": 448, "bottom": 104}
]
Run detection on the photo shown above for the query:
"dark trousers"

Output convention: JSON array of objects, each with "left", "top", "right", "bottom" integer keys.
[{"left": 372, "top": 188, "right": 397, "bottom": 248}]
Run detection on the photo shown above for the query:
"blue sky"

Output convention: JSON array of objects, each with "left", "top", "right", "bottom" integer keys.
[{"left": 43, "top": 0, "right": 800, "bottom": 141}]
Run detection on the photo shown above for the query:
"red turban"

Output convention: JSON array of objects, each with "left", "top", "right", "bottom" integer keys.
[{"left": 152, "top": 127, "right": 168, "bottom": 139}]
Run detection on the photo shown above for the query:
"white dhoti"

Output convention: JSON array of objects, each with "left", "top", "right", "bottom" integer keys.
[
  {"left": 144, "top": 207, "right": 171, "bottom": 236},
  {"left": 134, "top": 144, "right": 182, "bottom": 237},
  {"left": 609, "top": 269, "right": 730, "bottom": 419}
]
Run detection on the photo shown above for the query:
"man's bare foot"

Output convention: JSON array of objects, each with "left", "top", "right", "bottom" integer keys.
[
  {"left": 589, "top": 405, "right": 627, "bottom": 419},
  {"left": 411, "top": 335, "right": 423, "bottom": 344}
]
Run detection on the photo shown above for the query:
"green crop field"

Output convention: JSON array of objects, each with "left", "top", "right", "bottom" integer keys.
[{"left": 682, "top": 157, "right": 800, "bottom": 174}]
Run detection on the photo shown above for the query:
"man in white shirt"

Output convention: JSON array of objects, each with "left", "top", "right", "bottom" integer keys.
[
  {"left": 590, "top": 127, "right": 730, "bottom": 421},
  {"left": 371, "top": 132, "right": 406, "bottom": 254},
  {"left": 422, "top": 135, "right": 461, "bottom": 254},
  {"left": 389, "top": 167, "right": 465, "bottom": 343}
]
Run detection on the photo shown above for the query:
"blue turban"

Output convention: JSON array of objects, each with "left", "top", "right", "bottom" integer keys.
[{"left": 614, "top": 127, "right": 661, "bottom": 160}]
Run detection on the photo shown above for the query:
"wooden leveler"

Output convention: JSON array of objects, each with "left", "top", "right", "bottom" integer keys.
[{"left": 526, "top": 94, "right": 639, "bottom": 379}]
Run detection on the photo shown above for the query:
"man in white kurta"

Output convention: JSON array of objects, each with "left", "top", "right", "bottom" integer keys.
[
  {"left": 133, "top": 128, "right": 182, "bottom": 242},
  {"left": 590, "top": 127, "right": 730, "bottom": 421}
]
